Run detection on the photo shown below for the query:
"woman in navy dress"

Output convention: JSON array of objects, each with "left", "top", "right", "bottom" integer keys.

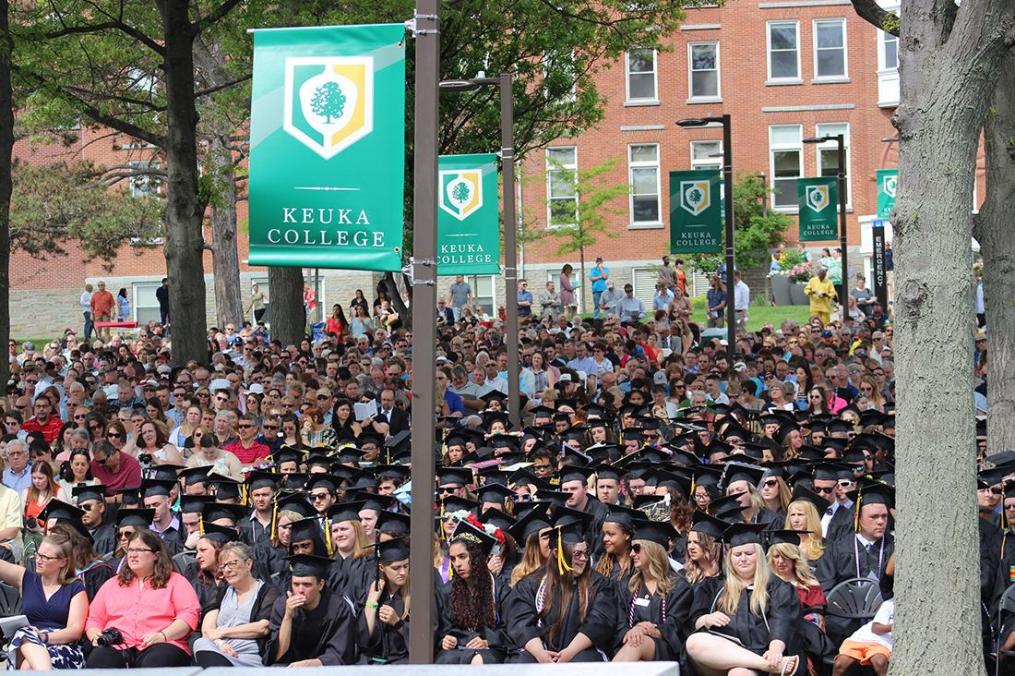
[{"left": 0, "top": 532, "right": 88, "bottom": 670}]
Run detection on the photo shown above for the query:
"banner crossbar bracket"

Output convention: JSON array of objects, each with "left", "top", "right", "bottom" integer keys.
[{"left": 403, "top": 258, "right": 436, "bottom": 287}]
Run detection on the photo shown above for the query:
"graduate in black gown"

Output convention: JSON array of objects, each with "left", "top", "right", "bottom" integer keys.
[
  {"left": 506, "top": 514, "right": 618, "bottom": 663},
  {"left": 327, "top": 501, "right": 375, "bottom": 607},
  {"left": 436, "top": 520, "right": 512, "bottom": 664},
  {"left": 611, "top": 520, "right": 692, "bottom": 662},
  {"left": 686, "top": 523, "right": 802, "bottom": 675},
  {"left": 262, "top": 554, "right": 358, "bottom": 666},
  {"left": 358, "top": 539, "right": 412, "bottom": 664}
]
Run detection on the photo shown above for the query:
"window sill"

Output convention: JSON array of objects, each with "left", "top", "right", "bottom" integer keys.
[
  {"left": 687, "top": 96, "right": 722, "bottom": 104},
  {"left": 628, "top": 222, "right": 664, "bottom": 230},
  {"left": 765, "top": 78, "right": 803, "bottom": 86},
  {"left": 625, "top": 99, "right": 661, "bottom": 107},
  {"left": 812, "top": 77, "right": 850, "bottom": 84}
]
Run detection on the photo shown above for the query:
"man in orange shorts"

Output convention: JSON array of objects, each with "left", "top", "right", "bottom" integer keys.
[{"left": 833, "top": 596, "right": 894, "bottom": 676}]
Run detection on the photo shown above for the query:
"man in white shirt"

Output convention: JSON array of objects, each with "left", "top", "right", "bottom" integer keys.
[
  {"left": 733, "top": 271, "right": 750, "bottom": 333},
  {"left": 80, "top": 283, "right": 94, "bottom": 342}
]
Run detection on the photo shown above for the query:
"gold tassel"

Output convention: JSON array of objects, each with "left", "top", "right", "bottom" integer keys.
[
  {"left": 198, "top": 514, "right": 205, "bottom": 537},
  {"left": 324, "top": 516, "right": 333, "bottom": 556},
  {"left": 556, "top": 529, "right": 572, "bottom": 575},
  {"left": 270, "top": 499, "right": 278, "bottom": 541},
  {"left": 853, "top": 491, "right": 862, "bottom": 532}
]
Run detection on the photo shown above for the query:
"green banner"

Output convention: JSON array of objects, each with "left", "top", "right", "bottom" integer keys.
[
  {"left": 437, "top": 154, "right": 501, "bottom": 276},
  {"left": 669, "top": 170, "right": 722, "bottom": 253},
  {"left": 876, "top": 169, "right": 897, "bottom": 220},
  {"left": 797, "top": 177, "right": 839, "bottom": 241},
  {"left": 247, "top": 24, "right": 406, "bottom": 270}
]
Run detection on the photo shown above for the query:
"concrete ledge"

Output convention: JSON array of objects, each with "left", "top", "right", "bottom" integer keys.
[{"left": 207, "top": 663, "right": 679, "bottom": 675}]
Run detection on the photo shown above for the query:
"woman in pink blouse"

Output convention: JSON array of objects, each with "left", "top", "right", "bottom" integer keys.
[{"left": 84, "top": 529, "right": 200, "bottom": 668}]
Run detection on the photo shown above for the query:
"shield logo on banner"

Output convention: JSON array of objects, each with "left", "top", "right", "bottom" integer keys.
[
  {"left": 806, "top": 185, "right": 830, "bottom": 212},
  {"left": 882, "top": 174, "right": 897, "bottom": 198},
  {"left": 680, "top": 180, "right": 711, "bottom": 217},
  {"left": 439, "top": 169, "right": 483, "bottom": 221},
  {"left": 283, "top": 56, "right": 373, "bottom": 159}
]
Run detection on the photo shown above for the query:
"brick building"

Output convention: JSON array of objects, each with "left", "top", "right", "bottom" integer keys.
[{"left": 12, "top": 2, "right": 981, "bottom": 335}]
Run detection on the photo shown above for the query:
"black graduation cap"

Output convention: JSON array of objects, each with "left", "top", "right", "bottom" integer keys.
[
  {"left": 327, "top": 500, "right": 366, "bottom": 523},
  {"left": 348, "top": 469, "right": 378, "bottom": 491},
  {"left": 288, "top": 516, "right": 325, "bottom": 544},
  {"left": 690, "top": 510, "right": 728, "bottom": 539},
  {"left": 336, "top": 446, "right": 366, "bottom": 465},
  {"left": 558, "top": 464, "right": 595, "bottom": 485},
  {"left": 376, "top": 510, "right": 411, "bottom": 536},
  {"left": 592, "top": 464, "right": 625, "bottom": 482},
  {"left": 534, "top": 489, "right": 570, "bottom": 506},
  {"left": 71, "top": 484, "right": 107, "bottom": 504},
  {"left": 718, "top": 522, "right": 766, "bottom": 547},
  {"left": 692, "top": 465, "right": 723, "bottom": 490},
  {"left": 115, "top": 508, "right": 155, "bottom": 529},
  {"left": 437, "top": 467, "right": 473, "bottom": 487},
  {"left": 178, "top": 495, "right": 213, "bottom": 515},
  {"left": 826, "top": 419, "right": 853, "bottom": 435},
  {"left": 288, "top": 553, "right": 332, "bottom": 579},
  {"left": 209, "top": 475, "right": 242, "bottom": 501},
  {"left": 384, "top": 430, "right": 412, "bottom": 454},
  {"left": 791, "top": 484, "right": 831, "bottom": 514},
  {"left": 358, "top": 432, "right": 384, "bottom": 448},
  {"left": 40, "top": 499, "right": 85, "bottom": 523},
  {"left": 202, "top": 502, "right": 248, "bottom": 524},
  {"left": 710, "top": 492, "right": 748, "bottom": 521},
  {"left": 854, "top": 479, "right": 895, "bottom": 510},
  {"left": 451, "top": 518, "right": 497, "bottom": 554},
  {"left": 276, "top": 493, "right": 315, "bottom": 518},
  {"left": 140, "top": 478, "right": 176, "bottom": 500},
  {"left": 306, "top": 454, "right": 333, "bottom": 473},
  {"left": 201, "top": 523, "right": 241, "bottom": 545},
  {"left": 246, "top": 471, "right": 280, "bottom": 492},
  {"left": 632, "top": 494, "right": 667, "bottom": 510},
  {"left": 821, "top": 438, "right": 848, "bottom": 456},
  {"left": 796, "top": 445, "right": 827, "bottom": 462},
  {"left": 147, "top": 463, "right": 184, "bottom": 483},
  {"left": 281, "top": 473, "right": 310, "bottom": 490},
  {"left": 621, "top": 427, "right": 645, "bottom": 443},
  {"left": 765, "top": 529, "right": 807, "bottom": 547},
  {"left": 586, "top": 445, "right": 623, "bottom": 464},
  {"left": 529, "top": 405, "right": 556, "bottom": 420},
  {"left": 722, "top": 463, "right": 765, "bottom": 488},
  {"left": 481, "top": 410, "right": 513, "bottom": 431},
  {"left": 813, "top": 461, "right": 850, "bottom": 482},
  {"left": 178, "top": 465, "right": 212, "bottom": 487},
  {"left": 475, "top": 482, "right": 515, "bottom": 505},
  {"left": 377, "top": 538, "right": 410, "bottom": 563},
  {"left": 632, "top": 519, "right": 678, "bottom": 548},
  {"left": 273, "top": 447, "right": 307, "bottom": 467},
  {"left": 508, "top": 468, "right": 547, "bottom": 490},
  {"left": 305, "top": 474, "right": 342, "bottom": 494},
  {"left": 479, "top": 507, "right": 516, "bottom": 531},
  {"left": 858, "top": 410, "right": 887, "bottom": 428},
  {"left": 508, "top": 502, "right": 552, "bottom": 544},
  {"left": 602, "top": 504, "right": 643, "bottom": 530},
  {"left": 440, "top": 496, "right": 479, "bottom": 515}
]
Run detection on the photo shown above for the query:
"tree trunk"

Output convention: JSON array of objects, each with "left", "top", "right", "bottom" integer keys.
[
  {"left": 159, "top": 0, "right": 207, "bottom": 364},
  {"left": 0, "top": 0, "right": 13, "bottom": 389},
  {"left": 976, "top": 53, "right": 1015, "bottom": 458},
  {"left": 209, "top": 134, "right": 243, "bottom": 329},
  {"left": 268, "top": 267, "right": 304, "bottom": 346},
  {"left": 890, "top": 1, "right": 1014, "bottom": 671},
  {"left": 578, "top": 246, "right": 587, "bottom": 316},
  {"left": 383, "top": 271, "right": 410, "bottom": 329}
]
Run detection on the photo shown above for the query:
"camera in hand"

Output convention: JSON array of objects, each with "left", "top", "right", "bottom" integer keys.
[{"left": 97, "top": 628, "right": 124, "bottom": 646}]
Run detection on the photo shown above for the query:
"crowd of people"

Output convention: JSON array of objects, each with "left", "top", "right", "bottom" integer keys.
[{"left": 0, "top": 249, "right": 1000, "bottom": 674}]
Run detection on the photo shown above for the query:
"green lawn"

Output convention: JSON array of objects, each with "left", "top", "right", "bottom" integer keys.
[{"left": 687, "top": 296, "right": 813, "bottom": 331}]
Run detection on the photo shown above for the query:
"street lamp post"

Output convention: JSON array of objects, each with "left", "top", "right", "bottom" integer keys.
[
  {"left": 677, "top": 115, "right": 736, "bottom": 357},
  {"left": 440, "top": 73, "right": 521, "bottom": 429},
  {"left": 803, "top": 134, "right": 848, "bottom": 322},
  {"left": 408, "top": 0, "right": 439, "bottom": 664}
]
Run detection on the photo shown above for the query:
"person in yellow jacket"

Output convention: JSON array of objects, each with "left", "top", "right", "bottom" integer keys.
[{"left": 804, "top": 267, "right": 837, "bottom": 325}]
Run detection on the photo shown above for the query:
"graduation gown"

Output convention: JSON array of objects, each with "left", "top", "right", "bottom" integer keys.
[
  {"left": 90, "top": 523, "right": 116, "bottom": 558},
  {"left": 331, "top": 553, "right": 374, "bottom": 606},
  {"left": 760, "top": 507, "right": 786, "bottom": 531},
  {"left": 435, "top": 576, "right": 512, "bottom": 664},
  {"left": 77, "top": 558, "right": 115, "bottom": 601},
  {"left": 689, "top": 576, "right": 800, "bottom": 654},
  {"left": 614, "top": 577, "right": 693, "bottom": 660},
  {"left": 979, "top": 518, "right": 1002, "bottom": 604},
  {"left": 825, "top": 506, "right": 853, "bottom": 544},
  {"left": 581, "top": 497, "right": 611, "bottom": 556},
  {"left": 506, "top": 570, "right": 618, "bottom": 662},
  {"left": 263, "top": 588, "right": 358, "bottom": 666},
  {"left": 357, "top": 588, "right": 411, "bottom": 664},
  {"left": 815, "top": 533, "right": 894, "bottom": 593}
]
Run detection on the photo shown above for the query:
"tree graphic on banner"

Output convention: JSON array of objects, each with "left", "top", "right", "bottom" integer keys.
[
  {"left": 311, "top": 82, "right": 345, "bottom": 123},
  {"left": 451, "top": 181, "right": 470, "bottom": 204}
]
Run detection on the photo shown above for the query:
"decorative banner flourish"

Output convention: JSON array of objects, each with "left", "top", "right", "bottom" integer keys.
[
  {"left": 437, "top": 153, "right": 500, "bottom": 276},
  {"left": 248, "top": 24, "right": 406, "bottom": 270},
  {"left": 876, "top": 169, "right": 898, "bottom": 220},
  {"left": 797, "top": 177, "right": 839, "bottom": 242},
  {"left": 669, "top": 170, "right": 722, "bottom": 253}
]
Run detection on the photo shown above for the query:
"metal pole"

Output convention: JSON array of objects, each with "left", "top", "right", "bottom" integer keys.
[
  {"left": 837, "top": 135, "right": 848, "bottom": 322},
  {"left": 500, "top": 73, "right": 521, "bottom": 429},
  {"left": 409, "top": 0, "right": 438, "bottom": 664},
  {"left": 722, "top": 114, "right": 736, "bottom": 358}
]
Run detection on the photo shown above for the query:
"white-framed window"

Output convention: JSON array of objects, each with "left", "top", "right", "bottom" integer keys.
[
  {"left": 688, "top": 42, "right": 720, "bottom": 101},
  {"left": 129, "top": 160, "right": 161, "bottom": 197},
  {"left": 545, "top": 271, "right": 581, "bottom": 310},
  {"left": 466, "top": 275, "right": 496, "bottom": 315},
  {"left": 767, "top": 21, "right": 801, "bottom": 82},
  {"left": 815, "top": 123, "right": 852, "bottom": 209},
  {"left": 813, "top": 19, "right": 847, "bottom": 80},
  {"left": 132, "top": 281, "right": 162, "bottom": 325},
  {"left": 543, "top": 49, "right": 578, "bottom": 103},
  {"left": 878, "top": 28, "right": 898, "bottom": 71},
  {"left": 625, "top": 49, "right": 658, "bottom": 103},
  {"left": 546, "top": 146, "right": 578, "bottom": 228},
  {"left": 628, "top": 143, "right": 661, "bottom": 227},
  {"left": 690, "top": 140, "right": 722, "bottom": 171},
  {"left": 769, "top": 125, "right": 802, "bottom": 210}
]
